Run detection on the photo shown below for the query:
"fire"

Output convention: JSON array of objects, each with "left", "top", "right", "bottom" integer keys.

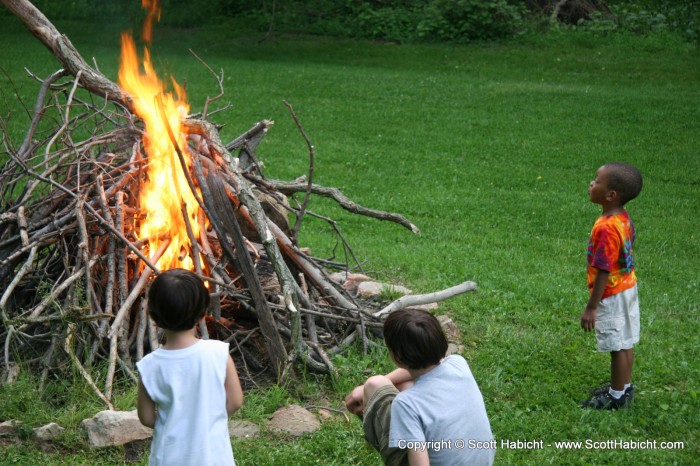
[{"left": 118, "top": 2, "right": 201, "bottom": 271}]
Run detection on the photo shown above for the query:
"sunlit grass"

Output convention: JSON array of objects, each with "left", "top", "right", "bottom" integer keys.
[{"left": 1, "top": 14, "right": 698, "bottom": 465}]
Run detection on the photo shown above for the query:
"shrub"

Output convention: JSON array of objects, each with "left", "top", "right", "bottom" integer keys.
[{"left": 417, "top": 0, "right": 525, "bottom": 43}]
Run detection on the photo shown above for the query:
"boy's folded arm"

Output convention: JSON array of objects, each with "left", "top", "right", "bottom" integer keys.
[{"left": 386, "top": 368, "right": 414, "bottom": 387}]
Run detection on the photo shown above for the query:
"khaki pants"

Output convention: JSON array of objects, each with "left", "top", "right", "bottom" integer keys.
[{"left": 362, "top": 385, "right": 408, "bottom": 466}]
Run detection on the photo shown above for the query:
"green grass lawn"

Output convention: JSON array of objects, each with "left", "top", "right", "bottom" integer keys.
[{"left": 1, "top": 12, "right": 699, "bottom": 466}]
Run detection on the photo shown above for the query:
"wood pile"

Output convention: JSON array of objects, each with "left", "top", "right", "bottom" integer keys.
[{"left": 0, "top": 0, "right": 475, "bottom": 408}]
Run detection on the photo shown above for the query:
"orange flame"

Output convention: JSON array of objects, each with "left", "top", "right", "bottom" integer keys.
[{"left": 118, "top": 3, "right": 201, "bottom": 271}]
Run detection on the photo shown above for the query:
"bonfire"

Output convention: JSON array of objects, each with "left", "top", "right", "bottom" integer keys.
[{"left": 0, "top": 0, "right": 474, "bottom": 408}]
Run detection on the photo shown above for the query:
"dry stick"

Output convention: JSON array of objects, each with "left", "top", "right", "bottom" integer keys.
[
  {"left": 44, "top": 69, "right": 83, "bottom": 163},
  {"left": 75, "top": 196, "right": 93, "bottom": 315},
  {"left": 39, "top": 335, "right": 58, "bottom": 392},
  {"left": 3, "top": 325, "right": 14, "bottom": 376},
  {"left": 373, "top": 281, "right": 479, "bottom": 318},
  {"left": 18, "top": 69, "right": 69, "bottom": 160},
  {"left": 267, "top": 220, "right": 358, "bottom": 310},
  {"left": 188, "top": 50, "right": 224, "bottom": 120},
  {"left": 109, "top": 240, "right": 170, "bottom": 338},
  {"left": 64, "top": 323, "right": 114, "bottom": 410},
  {"left": 225, "top": 120, "right": 273, "bottom": 153},
  {"left": 136, "top": 300, "right": 147, "bottom": 361},
  {"left": 0, "top": 245, "right": 38, "bottom": 317},
  {"left": 282, "top": 100, "right": 315, "bottom": 245},
  {"left": 252, "top": 176, "right": 420, "bottom": 235},
  {"left": 206, "top": 172, "right": 288, "bottom": 376},
  {"left": 20, "top": 312, "right": 113, "bottom": 325},
  {"left": 179, "top": 204, "right": 209, "bottom": 340},
  {"left": 308, "top": 341, "right": 338, "bottom": 379},
  {"left": 105, "top": 241, "right": 169, "bottom": 399},
  {"left": 21, "top": 258, "right": 99, "bottom": 324},
  {"left": 6, "top": 150, "right": 159, "bottom": 271},
  {"left": 96, "top": 177, "right": 116, "bottom": 338},
  {"left": 17, "top": 207, "right": 29, "bottom": 246},
  {"left": 188, "top": 137, "right": 290, "bottom": 376},
  {"left": 198, "top": 215, "right": 225, "bottom": 321},
  {"left": 358, "top": 312, "right": 368, "bottom": 355}
]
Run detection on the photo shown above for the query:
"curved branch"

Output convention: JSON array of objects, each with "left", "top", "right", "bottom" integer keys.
[
  {"left": 373, "top": 281, "right": 478, "bottom": 317},
  {"left": 248, "top": 176, "right": 421, "bottom": 235}
]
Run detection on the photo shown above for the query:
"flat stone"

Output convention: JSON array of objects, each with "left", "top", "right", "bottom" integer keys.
[
  {"left": 81, "top": 410, "right": 152, "bottom": 448},
  {"left": 229, "top": 420, "right": 259, "bottom": 440},
  {"left": 268, "top": 404, "right": 320, "bottom": 437},
  {"left": 0, "top": 420, "right": 20, "bottom": 436},
  {"left": 356, "top": 281, "right": 412, "bottom": 298},
  {"left": 437, "top": 315, "right": 464, "bottom": 355},
  {"left": 33, "top": 422, "right": 64, "bottom": 441}
]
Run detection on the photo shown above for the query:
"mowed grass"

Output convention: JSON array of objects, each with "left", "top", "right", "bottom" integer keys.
[{"left": 1, "top": 13, "right": 699, "bottom": 465}]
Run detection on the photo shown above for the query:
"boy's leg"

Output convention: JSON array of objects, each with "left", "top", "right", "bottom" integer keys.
[
  {"left": 624, "top": 348, "right": 634, "bottom": 384},
  {"left": 610, "top": 350, "right": 630, "bottom": 391},
  {"left": 362, "top": 376, "right": 408, "bottom": 466},
  {"left": 584, "top": 287, "right": 639, "bottom": 409}
]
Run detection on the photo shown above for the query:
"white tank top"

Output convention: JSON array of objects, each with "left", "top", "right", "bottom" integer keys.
[{"left": 136, "top": 339, "right": 235, "bottom": 466}]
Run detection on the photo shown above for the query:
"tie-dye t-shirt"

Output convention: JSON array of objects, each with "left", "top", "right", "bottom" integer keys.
[{"left": 587, "top": 211, "right": 637, "bottom": 299}]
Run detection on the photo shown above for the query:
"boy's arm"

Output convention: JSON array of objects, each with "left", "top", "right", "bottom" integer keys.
[
  {"left": 344, "top": 368, "right": 415, "bottom": 415},
  {"left": 385, "top": 367, "right": 413, "bottom": 387},
  {"left": 581, "top": 268, "right": 609, "bottom": 331},
  {"left": 407, "top": 449, "right": 431, "bottom": 466},
  {"left": 225, "top": 356, "right": 244, "bottom": 415},
  {"left": 137, "top": 379, "right": 156, "bottom": 428}
]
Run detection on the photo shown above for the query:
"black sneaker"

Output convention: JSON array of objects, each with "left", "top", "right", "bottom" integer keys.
[
  {"left": 581, "top": 391, "right": 629, "bottom": 410},
  {"left": 589, "top": 385, "right": 635, "bottom": 401}
]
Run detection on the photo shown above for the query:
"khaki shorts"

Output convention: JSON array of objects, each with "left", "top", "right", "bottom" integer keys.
[
  {"left": 362, "top": 384, "right": 408, "bottom": 466},
  {"left": 595, "top": 285, "right": 640, "bottom": 352}
]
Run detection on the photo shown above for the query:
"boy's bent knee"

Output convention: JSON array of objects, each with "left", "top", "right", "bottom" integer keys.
[{"left": 364, "top": 375, "right": 393, "bottom": 400}]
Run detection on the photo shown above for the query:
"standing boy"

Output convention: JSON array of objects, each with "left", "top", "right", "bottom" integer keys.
[
  {"left": 581, "top": 162, "right": 643, "bottom": 410},
  {"left": 344, "top": 308, "right": 495, "bottom": 466},
  {"left": 136, "top": 269, "right": 244, "bottom": 465}
]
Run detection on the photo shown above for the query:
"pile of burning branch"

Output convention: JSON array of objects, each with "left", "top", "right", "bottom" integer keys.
[{"left": 0, "top": 0, "right": 474, "bottom": 407}]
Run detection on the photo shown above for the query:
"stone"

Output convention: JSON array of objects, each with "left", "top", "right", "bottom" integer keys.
[
  {"left": 405, "top": 302, "right": 439, "bottom": 312},
  {"left": 329, "top": 272, "right": 372, "bottom": 296},
  {"left": 81, "top": 410, "right": 152, "bottom": 448},
  {"left": 356, "top": 281, "right": 412, "bottom": 298},
  {"left": 437, "top": 315, "right": 464, "bottom": 355},
  {"left": 268, "top": 404, "right": 320, "bottom": 437},
  {"left": 229, "top": 420, "right": 260, "bottom": 440},
  {"left": 0, "top": 420, "right": 19, "bottom": 436},
  {"left": 33, "top": 422, "right": 64, "bottom": 441}
]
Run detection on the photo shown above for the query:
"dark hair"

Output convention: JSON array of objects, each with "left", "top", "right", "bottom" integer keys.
[
  {"left": 605, "top": 162, "right": 643, "bottom": 205},
  {"left": 383, "top": 309, "right": 448, "bottom": 370},
  {"left": 147, "top": 269, "right": 210, "bottom": 331}
]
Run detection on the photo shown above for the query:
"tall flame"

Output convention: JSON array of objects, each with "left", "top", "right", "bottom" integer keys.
[{"left": 118, "top": 8, "right": 200, "bottom": 271}]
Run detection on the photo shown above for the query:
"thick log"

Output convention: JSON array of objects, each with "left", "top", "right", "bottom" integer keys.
[{"left": 206, "top": 172, "right": 288, "bottom": 376}]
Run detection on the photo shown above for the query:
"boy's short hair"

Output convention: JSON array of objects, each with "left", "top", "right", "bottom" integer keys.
[
  {"left": 605, "top": 162, "right": 643, "bottom": 205},
  {"left": 147, "top": 268, "right": 210, "bottom": 331},
  {"left": 383, "top": 309, "right": 448, "bottom": 370}
]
